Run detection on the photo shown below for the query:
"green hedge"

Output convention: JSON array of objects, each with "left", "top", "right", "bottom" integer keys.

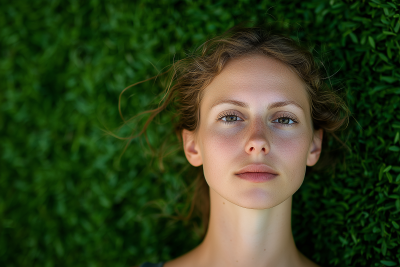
[{"left": 1, "top": 0, "right": 399, "bottom": 266}]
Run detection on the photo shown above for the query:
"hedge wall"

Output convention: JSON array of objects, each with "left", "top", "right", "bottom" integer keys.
[{"left": 1, "top": 0, "right": 399, "bottom": 266}]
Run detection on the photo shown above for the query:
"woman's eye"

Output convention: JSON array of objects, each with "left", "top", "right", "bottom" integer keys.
[
  {"left": 220, "top": 114, "right": 242, "bottom": 124},
  {"left": 273, "top": 116, "right": 298, "bottom": 126}
]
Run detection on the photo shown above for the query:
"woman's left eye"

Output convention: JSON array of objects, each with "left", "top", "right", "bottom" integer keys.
[{"left": 272, "top": 115, "right": 298, "bottom": 127}]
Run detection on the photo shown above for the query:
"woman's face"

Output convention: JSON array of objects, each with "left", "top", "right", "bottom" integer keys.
[{"left": 183, "top": 53, "right": 323, "bottom": 209}]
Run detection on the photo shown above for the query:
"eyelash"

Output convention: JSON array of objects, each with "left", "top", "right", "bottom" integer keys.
[{"left": 217, "top": 112, "right": 298, "bottom": 127}]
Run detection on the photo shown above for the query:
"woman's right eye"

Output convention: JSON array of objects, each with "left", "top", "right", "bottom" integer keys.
[{"left": 218, "top": 114, "right": 243, "bottom": 124}]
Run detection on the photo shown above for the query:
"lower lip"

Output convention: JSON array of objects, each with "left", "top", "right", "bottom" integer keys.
[{"left": 236, "top": 172, "right": 278, "bottom": 183}]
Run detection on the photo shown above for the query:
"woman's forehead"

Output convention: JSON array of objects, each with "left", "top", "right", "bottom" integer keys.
[{"left": 201, "top": 54, "right": 309, "bottom": 109}]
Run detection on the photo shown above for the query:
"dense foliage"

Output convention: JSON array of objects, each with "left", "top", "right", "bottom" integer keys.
[{"left": 1, "top": 0, "right": 399, "bottom": 266}]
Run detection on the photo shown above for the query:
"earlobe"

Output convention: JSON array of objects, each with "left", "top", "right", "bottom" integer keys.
[
  {"left": 306, "top": 129, "right": 323, "bottom": 167},
  {"left": 182, "top": 129, "right": 203, "bottom": 167}
]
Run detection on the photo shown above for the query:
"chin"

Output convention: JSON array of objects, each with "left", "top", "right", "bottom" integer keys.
[{"left": 226, "top": 188, "right": 292, "bottom": 210}]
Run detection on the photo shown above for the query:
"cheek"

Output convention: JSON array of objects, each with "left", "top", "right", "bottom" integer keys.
[
  {"left": 274, "top": 130, "right": 310, "bottom": 182},
  {"left": 201, "top": 126, "right": 242, "bottom": 182}
]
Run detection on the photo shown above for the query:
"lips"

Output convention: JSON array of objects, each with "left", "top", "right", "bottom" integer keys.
[
  {"left": 235, "top": 164, "right": 278, "bottom": 175},
  {"left": 236, "top": 172, "right": 277, "bottom": 183}
]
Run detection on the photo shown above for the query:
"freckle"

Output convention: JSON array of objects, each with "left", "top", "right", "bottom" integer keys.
[
  {"left": 264, "top": 249, "right": 266, "bottom": 251},
  {"left": 223, "top": 202, "right": 225, "bottom": 204}
]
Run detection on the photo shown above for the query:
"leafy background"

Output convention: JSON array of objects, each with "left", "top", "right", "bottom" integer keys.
[{"left": 1, "top": 0, "right": 400, "bottom": 266}]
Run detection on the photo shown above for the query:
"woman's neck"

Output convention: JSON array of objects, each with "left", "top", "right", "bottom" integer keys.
[
  {"left": 165, "top": 188, "right": 318, "bottom": 267},
  {"left": 196, "top": 188, "right": 301, "bottom": 267}
]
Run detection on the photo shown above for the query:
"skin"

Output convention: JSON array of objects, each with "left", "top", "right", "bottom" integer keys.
[{"left": 163, "top": 53, "right": 323, "bottom": 267}]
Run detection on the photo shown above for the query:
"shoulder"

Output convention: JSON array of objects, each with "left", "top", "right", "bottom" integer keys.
[
  {"left": 298, "top": 251, "right": 321, "bottom": 267},
  {"left": 132, "top": 262, "right": 165, "bottom": 267},
  {"left": 302, "top": 258, "right": 321, "bottom": 267}
]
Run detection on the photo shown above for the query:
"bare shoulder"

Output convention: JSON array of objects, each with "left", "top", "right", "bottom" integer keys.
[
  {"left": 163, "top": 247, "right": 201, "bottom": 267},
  {"left": 163, "top": 256, "right": 191, "bottom": 267},
  {"left": 299, "top": 251, "right": 321, "bottom": 267},
  {"left": 304, "top": 259, "right": 321, "bottom": 267},
  {"left": 163, "top": 245, "right": 204, "bottom": 267}
]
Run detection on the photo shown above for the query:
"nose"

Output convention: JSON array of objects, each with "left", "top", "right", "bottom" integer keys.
[{"left": 245, "top": 120, "right": 270, "bottom": 155}]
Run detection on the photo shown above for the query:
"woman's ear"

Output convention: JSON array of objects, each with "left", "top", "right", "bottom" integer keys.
[
  {"left": 306, "top": 129, "right": 323, "bottom": 167},
  {"left": 182, "top": 129, "right": 203, "bottom": 167}
]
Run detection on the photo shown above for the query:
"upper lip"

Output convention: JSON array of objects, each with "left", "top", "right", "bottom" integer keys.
[{"left": 235, "top": 164, "right": 278, "bottom": 175}]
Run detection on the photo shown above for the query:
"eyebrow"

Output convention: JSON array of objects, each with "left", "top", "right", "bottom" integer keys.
[{"left": 210, "top": 98, "right": 305, "bottom": 112}]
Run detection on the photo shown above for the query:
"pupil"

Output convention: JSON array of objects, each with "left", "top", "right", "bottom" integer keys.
[{"left": 228, "top": 116, "right": 236, "bottom": 121}]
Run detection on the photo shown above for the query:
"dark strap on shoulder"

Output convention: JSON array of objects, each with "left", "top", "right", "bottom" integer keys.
[{"left": 139, "top": 262, "right": 164, "bottom": 267}]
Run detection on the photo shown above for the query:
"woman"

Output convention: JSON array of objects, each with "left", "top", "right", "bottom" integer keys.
[{"left": 131, "top": 21, "right": 350, "bottom": 267}]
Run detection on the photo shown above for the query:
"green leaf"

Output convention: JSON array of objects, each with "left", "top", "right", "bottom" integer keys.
[
  {"left": 380, "top": 260, "right": 397, "bottom": 266},
  {"left": 386, "top": 172, "right": 393, "bottom": 183},
  {"left": 380, "top": 164, "right": 386, "bottom": 181},
  {"left": 338, "top": 236, "right": 348, "bottom": 246},
  {"left": 383, "top": 31, "right": 396, "bottom": 36},
  {"left": 332, "top": 3, "right": 345, "bottom": 9},
  {"left": 393, "top": 221, "right": 400, "bottom": 229},
  {"left": 342, "top": 22, "right": 359, "bottom": 28},
  {"left": 352, "top": 16, "right": 372, "bottom": 24},
  {"left": 395, "top": 132, "right": 399, "bottom": 144},
  {"left": 349, "top": 32, "right": 359, "bottom": 43},
  {"left": 382, "top": 15, "right": 390, "bottom": 25},
  {"left": 350, "top": 232, "right": 357, "bottom": 244},
  {"left": 395, "top": 20, "right": 400, "bottom": 33},
  {"left": 391, "top": 88, "right": 400, "bottom": 94},
  {"left": 384, "top": 8, "right": 389, "bottom": 16},
  {"left": 394, "top": 124, "right": 400, "bottom": 129},
  {"left": 382, "top": 240, "right": 387, "bottom": 255},
  {"left": 337, "top": 201, "right": 350, "bottom": 210},
  {"left": 350, "top": 2, "right": 359, "bottom": 9},
  {"left": 370, "top": 85, "right": 391, "bottom": 94},
  {"left": 387, "top": 47, "right": 392, "bottom": 59},
  {"left": 360, "top": 35, "right": 367, "bottom": 45},
  {"left": 381, "top": 76, "right": 398, "bottom": 83},
  {"left": 368, "top": 36, "right": 376, "bottom": 49},
  {"left": 369, "top": 53, "right": 377, "bottom": 65},
  {"left": 396, "top": 174, "right": 400, "bottom": 183},
  {"left": 378, "top": 53, "right": 389, "bottom": 63},
  {"left": 389, "top": 146, "right": 400, "bottom": 152},
  {"left": 393, "top": 166, "right": 400, "bottom": 172},
  {"left": 383, "top": 165, "right": 392, "bottom": 172}
]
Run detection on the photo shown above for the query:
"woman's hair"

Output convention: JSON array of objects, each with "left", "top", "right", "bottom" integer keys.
[{"left": 114, "top": 21, "right": 352, "bottom": 239}]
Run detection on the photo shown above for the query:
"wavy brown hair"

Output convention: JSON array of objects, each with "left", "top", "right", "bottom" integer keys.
[{"left": 113, "top": 21, "right": 352, "bottom": 239}]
